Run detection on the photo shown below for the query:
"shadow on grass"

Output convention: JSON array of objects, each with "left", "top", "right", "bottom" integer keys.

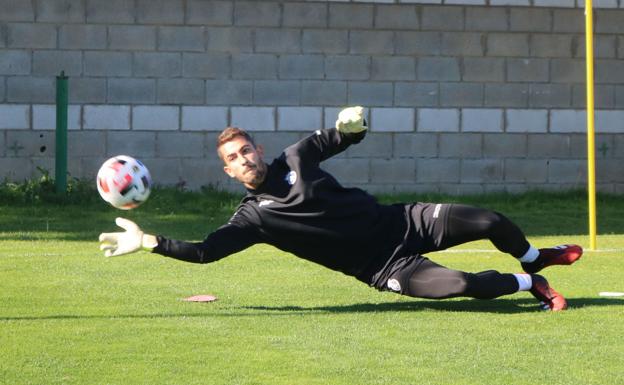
[
  {"left": 243, "top": 297, "right": 623, "bottom": 314},
  {"left": 1, "top": 297, "right": 621, "bottom": 322}
]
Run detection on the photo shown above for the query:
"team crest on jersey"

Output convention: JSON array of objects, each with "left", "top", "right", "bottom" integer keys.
[
  {"left": 285, "top": 170, "right": 298, "bottom": 185},
  {"left": 387, "top": 279, "right": 401, "bottom": 293}
]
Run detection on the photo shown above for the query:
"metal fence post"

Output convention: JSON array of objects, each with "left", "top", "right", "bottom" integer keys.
[{"left": 55, "top": 71, "right": 68, "bottom": 193}]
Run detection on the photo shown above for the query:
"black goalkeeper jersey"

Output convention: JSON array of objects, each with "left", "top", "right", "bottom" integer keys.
[{"left": 154, "top": 128, "right": 409, "bottom": 284}]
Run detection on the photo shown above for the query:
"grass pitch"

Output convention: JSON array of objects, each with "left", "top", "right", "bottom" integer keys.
[{"left": 1, "top": 189, "right": 623, "bottom": 385}]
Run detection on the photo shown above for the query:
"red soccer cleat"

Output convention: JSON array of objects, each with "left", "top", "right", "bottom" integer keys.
[
  {"left": 529, "top": 274, "right": 567, "bottom": 311},
  {"left": 522, "top": 244, "right": 583, "bottom": 274}
]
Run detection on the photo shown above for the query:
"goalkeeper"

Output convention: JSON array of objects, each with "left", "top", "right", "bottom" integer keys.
[{"left": 99, "top": 106, "right": 582, "bottom": 311}]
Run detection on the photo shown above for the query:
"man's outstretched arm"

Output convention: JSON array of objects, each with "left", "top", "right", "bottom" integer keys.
[
  {"left": 286, "top": 106, "right": 368, "bottom": 164},
  {"left": 99, "top": 218, "right": 258, "bottom": 264}
]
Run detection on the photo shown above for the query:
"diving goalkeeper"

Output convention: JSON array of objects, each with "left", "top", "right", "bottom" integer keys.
[{"left": 99, "top": 106, "right": 582, "bottom": 311}]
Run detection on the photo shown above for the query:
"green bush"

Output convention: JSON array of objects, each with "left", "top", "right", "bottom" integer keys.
[
  {"left": 0, "top": 167, "right": 97, "bottom": 205},
  {"left": 0, "top": 168, "right": 243, "bottom": 210}
]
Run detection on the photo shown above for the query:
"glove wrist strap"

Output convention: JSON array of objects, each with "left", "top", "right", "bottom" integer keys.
[{"left": 141, "top": 234, "right": 158, "bottom": 251}]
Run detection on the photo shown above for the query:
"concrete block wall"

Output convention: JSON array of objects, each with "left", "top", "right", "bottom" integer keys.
[{"left": 1, "top": 0, "right": 623, "bottom": 194}]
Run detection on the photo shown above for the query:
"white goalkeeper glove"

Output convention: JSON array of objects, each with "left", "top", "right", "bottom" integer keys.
[
  {"left": 335, "top": 106, "right": 367, "bottom": 133},
  {"left": 98, "top": 217, "right": 158, "bottom": 257}
]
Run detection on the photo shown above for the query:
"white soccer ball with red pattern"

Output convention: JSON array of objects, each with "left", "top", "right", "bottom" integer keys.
[{"left": 96, "top": 155, "right": 151, "bottom": 210}]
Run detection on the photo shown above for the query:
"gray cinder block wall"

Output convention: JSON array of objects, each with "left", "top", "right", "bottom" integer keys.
[{"left": 0, "top": 0, "right": 623, "bottom": 194}]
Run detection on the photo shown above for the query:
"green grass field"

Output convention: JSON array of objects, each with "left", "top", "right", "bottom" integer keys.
[{"left": 1, "top": 188, "right": 623, "bottom": 385}]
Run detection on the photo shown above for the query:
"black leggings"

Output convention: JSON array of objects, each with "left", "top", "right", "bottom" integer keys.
[
  {"left": 439, "top": 204, "right": 530, "bottom": 259},
  {"left": 406, "top": 204, "right": 529, "bottom": 299},
  {"left": 407, "top": 259, "right": 519, "bottom": 299}
]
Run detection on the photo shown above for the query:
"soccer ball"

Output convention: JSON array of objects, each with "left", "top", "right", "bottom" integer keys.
[{"left": 96, "top": 155, "right": 151, "bottom": 210}]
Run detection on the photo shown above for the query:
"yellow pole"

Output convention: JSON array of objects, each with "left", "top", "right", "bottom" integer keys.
[{"left": 585, "top": 0, "right": 597, "bottom": 250}]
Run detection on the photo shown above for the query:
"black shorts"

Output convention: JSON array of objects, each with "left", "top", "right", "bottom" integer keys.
[
  {"left": 370, "top": 202, "right": 523, "bottom": 299},
  {"left": 380, "top": 254, "right": 428, "bottom": 295},
  {"left": 369, "top": 202, "right": 451, "bottom": 291}
]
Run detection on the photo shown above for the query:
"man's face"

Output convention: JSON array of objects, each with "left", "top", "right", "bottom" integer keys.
[{"left": 219, "top": 136, "right": 267, "bottom": 190}]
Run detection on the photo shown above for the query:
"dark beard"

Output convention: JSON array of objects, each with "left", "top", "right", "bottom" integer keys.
[{"left": 245, "top": 165, "right": 266, "bottom": 188}]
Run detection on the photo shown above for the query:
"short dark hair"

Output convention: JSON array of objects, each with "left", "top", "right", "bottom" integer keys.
[{"left": 216, "top": 127, "right": 255, "bottom": 161}]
